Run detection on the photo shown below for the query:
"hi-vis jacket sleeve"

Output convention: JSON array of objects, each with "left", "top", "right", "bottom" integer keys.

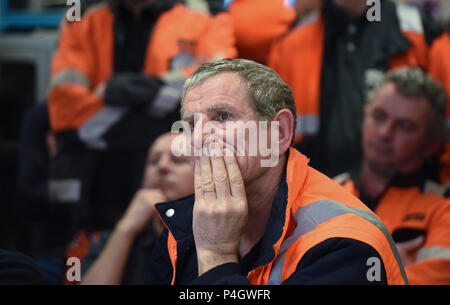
[
  {"left": 47, "top": 19, "right": 104, "bottom": 132},
  {"left": 429, "top": 33, "right": 450, "bottom": 186},
  {"left": 405, "top": 200, "right": 450, "bottom": 284}
]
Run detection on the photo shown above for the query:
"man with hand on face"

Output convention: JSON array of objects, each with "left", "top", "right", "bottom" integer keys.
[
  {"left": 145, "top": 58, "right": 407, "bottom": 285},
  {"left": 81, "top": 132, "right": 194, "bottom": 285},
  {"left": 336, "top": 67, "right": 450, "bottom": 285}
]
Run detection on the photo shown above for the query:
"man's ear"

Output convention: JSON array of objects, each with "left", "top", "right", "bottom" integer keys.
[{"left": 273, "top": 109, "right": 295, "bottom": 154}]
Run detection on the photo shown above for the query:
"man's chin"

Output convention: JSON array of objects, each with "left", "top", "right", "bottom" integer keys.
[{"left": 367, "top": 160, "right": 396, "bottom": 179}]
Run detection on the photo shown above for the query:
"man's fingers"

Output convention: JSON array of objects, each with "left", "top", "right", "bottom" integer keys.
[
  {"left": 223, "top": 149, "right": 246, "bottom": 200},
  {"left": 200, "top": 154, "right": 216, "bottom": 201},
  {"left": 210, "top": 144, "right": 231, "bottom": 199},
  {"left": 194, "top": 159, "right": 204, "bottom": 200}
]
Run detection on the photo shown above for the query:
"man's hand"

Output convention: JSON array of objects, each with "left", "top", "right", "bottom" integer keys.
[
  {"left": 117, "top": 189, "right": 167, "bottom": 237},
  {"left": 396, "top": 236, "right": 425, "bottom": 266},
  {"left": 193, "top": 144, "right": 248, "bottom": 276}
]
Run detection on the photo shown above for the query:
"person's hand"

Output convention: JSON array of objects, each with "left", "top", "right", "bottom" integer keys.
[
  {"left": 117, "top": 189, "right": 167, "bottom": 237},
  {"left": 396, "top": 236, "right": 425, "bottom": 266},
  {"left": 193, "top": 144, "right": 248, "bottom": 276}
]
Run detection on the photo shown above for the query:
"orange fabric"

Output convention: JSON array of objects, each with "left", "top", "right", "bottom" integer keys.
[
  {"left": 166, "top": 148, "right": 406, "bottom": 284},
  {"left": 64, "top": 230, "right": 100, "bottom": 284},
  {"left": 228, "top": 0, "right": 296, "bottom": 64},
  {"left": 282, "top": 213, "right": 405, "bottom": 285},
  {"left": 388, "top": 32, "right": 429, "bottom": 69},
  {"left": 276, "top": 150, "right": 405, "bottom": 285},
  {"left": 429, "top": 34, "right": 450, "bottom": 184},
  {"left": 167, "top": 231, "right": 178, "bottom": 285},
  {"left": 268, "top": 16, "right": 324, "bottom": 144},
  {"left": 48, "top": 4, "right": 237, "bottom": 132},
  {"left": 342, "top": 179, "right": 450, "bottom": 284}
]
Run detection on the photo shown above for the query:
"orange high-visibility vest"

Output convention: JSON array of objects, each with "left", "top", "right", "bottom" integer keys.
[
  {"left": 429, "top": 33, "right": 450, "bottom": 184},
  {"left": 339, "top": 175, "right": 450, "bottom": 285},
  {"left": 47, "top": 3, "right": 237, "bottom": 132},
  {"left": 268, "top": 5, "right": 431, "bottom": 144},
  {"left": 228, "top": 0, "right": 296, "bottom": 64},
  {"left": 165, "top": 148, "right": 408, "bottom": 284}
]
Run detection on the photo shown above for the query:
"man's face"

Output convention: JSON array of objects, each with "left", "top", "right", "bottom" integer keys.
[
  {"left": 362, "top": 83, "right": 432, "bottom": 176},
  {"left": 182, "top": 72, "right": 271, "bottom": 184},
  {"left": 143, "top": 133, "right": 194, "bottom": 201}
]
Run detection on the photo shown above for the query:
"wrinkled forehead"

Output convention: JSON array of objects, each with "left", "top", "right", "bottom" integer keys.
[
  {"left": 181, "top": 72, "right": 251, "bottom": 116},
  {"left": 369, "top": 83, "right": 431, "bottom": 119}
]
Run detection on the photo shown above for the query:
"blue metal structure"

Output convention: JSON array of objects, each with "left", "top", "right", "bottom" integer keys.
[{"left": 0, "top": 0, "right": 64, "bottom": 32}]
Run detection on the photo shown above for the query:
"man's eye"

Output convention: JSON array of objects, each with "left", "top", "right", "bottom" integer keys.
[
  {"left": 397, "top": 120, "right": 416, "bottom": 133},
  {"left": 372, "top": 110, "right": 386, "bottom": 123},
  {"left": 218, "top": 113, "right": 231, "bottom": 121}
]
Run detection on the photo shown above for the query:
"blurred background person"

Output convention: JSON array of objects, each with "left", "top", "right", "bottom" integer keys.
[
  {"left": 335, "top": 67, "right": 450, "bottom": 284},
  {"left": 269, "top": 0, "right": 447, "bottom": 180},
  {"left": 46, "top": 0, "right": 236, "bottom": 280},
  {"left": 81, "top": 132, "right": 194, "bottom": 285},
  {"left": 17, "top": 103, "right": 75, "bottom": 284}
]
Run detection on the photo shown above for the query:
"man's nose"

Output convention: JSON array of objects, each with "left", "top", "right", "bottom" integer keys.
[
  {"left": 191, "top": 113, "right": 206, "bottom": 152},
  {"left": 157, "top": 155, "right": 171, "bottom": 173},
  {"left": 377, "top": 120, "right": 395, "bottom": 141}
]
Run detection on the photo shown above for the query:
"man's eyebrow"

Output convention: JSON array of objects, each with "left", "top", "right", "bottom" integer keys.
[
  {"left": 182, "top": 104, "right": 235, "bottom": 120},
  {"left": 206, "top": 104, "right": 233, "bottom": 112}
]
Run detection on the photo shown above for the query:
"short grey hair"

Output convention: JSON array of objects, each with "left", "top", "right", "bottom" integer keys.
[
  {"left": 181, "top": 58, "right": 297, "bottom": 142},
  {"left": 368, "top": 67, "right": 448, "bottom": 140}
]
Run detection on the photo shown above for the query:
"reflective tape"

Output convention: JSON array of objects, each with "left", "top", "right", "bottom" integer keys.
[
  {"left": 416, "top": 246, "right": 450, "bottom": 262},
  {"left": 268, "top": 199, "right": 408, "bottom": 284},
  {"left": 49, "top": 179, "right": 82, "bottom": 202},
  {"left": 78, "top": 105, "right": 128, "bottom": 149},
  {"left": 148, "top": 85, "right": 181, "bottom": 118},
  {"left": 48, "top": 69, "right": 90, "bottom": 91},
  {"left": 396, "top": 3, "right": 423, "bottom": 34},
  {"left": 185, "top": 0, "right": 210, "bottom": 13}
]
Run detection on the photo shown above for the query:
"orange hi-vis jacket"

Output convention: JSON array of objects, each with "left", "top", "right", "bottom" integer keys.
[
  {"left": 227, "top": 0, "right": 296, "bottom": 64},
  {"left": 337, "top": 173, "right": 450, "bottom": 284},
  {"left": 268, "top": 3, "right": 434, "bottom": 145},
  {"left": 47, "top": 2, "right": 236, "bottom": 134},
  {"left": 429, "top": 33, "right": 450, "bottom": 184},
  {"left": 151, "top": 148, "right": 408, "bottom": 284}
]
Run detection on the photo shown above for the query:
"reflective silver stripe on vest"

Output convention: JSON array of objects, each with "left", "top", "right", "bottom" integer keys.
[
  {"left": 416, "top": 246, "right": 450, "bottom": 262},
  {"left": 295, "top": 115, "right": 319, "bottom": 135},
  {"left": 185, "top": 0, "right": 210, "bottom": 13},
  {"left": 293, "top": 10, "right": 319, "bottom": 29},
  {"left": 49, "top": 179, "right": 82, "bottom": 202},
  {"left": 396, "top": 3, "right": 423, "bottom": 34},
  {"left": 78, "top": 105, "right": 128, "bottom": 150},
  {"left": 268, "top": 199, "right": 408, "bottom": 284},
  {"left": 48, "top": 69, "right": 90, "bottom": 91}
]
